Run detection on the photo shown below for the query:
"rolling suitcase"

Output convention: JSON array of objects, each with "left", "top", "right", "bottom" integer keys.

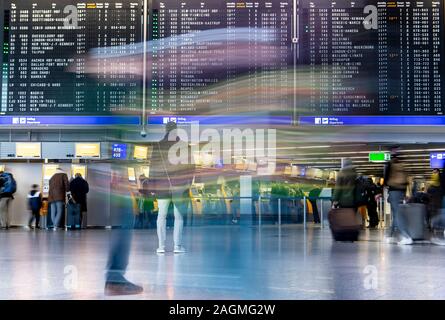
[
  {"left": 397, "top": 203, "right": 427, "bottom": 240},
  {"left": 66, "top": 199, "right": 81, "bottom": 230},
  {"left": 328, "top": 207, "right": 361, "bottom": 242}
]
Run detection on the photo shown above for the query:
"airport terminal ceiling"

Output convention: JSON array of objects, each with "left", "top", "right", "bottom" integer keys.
[{"left": 0, "top": 0, "right": 443, "bottom": 124}]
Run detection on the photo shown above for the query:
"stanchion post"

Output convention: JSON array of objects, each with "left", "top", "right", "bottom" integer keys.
[
  {"left": 258, "top": 195, "right": 262, "bottom": 227},
  {"left": 303, "top": 196, "right": 307, "bottom": 228}
]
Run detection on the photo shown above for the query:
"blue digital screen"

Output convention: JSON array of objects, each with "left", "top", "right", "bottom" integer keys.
[
  {"left": 112, "top": 144, "right": 128, "bottom": 159},
  {"left": 430, "top": 153, "right": 445, "bottom": 169}
]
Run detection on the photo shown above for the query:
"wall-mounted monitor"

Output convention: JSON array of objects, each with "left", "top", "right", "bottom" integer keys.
[
  {"left": 43, "top": 164, "right": 59, "bottom": 180},
  {"left": 71, "top": 165, "right": 87, "bottom": 179},
  {"left": 128, "top": 167, "right": 136, "bottom": 182},
  {"left": 16, "top": 143, "right": 41, "bottom": 159},
  {"left": 142, "top": 166, "right": 150, "bottom": 178},
  {"left": 75, "top": 143, "right": 100, "bottom": 159},
  {"left": 134, "top": 146, "right": 148, "bottom": 160},
  {"left": 0, "top": 1, "right": 142, "bottom": 116}
]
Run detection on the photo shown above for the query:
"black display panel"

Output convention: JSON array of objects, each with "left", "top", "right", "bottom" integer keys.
[
  {"left": 0, "top": 1, "right": 142, "bottom": 115},
  {"left": 297, "top": 0, "right": 444, "bottom": 116},
  {"left": 0, "top": 0, "right": 444, "bottom": 119},
  {"left": 148, "top": 0, "right": 295, "bottom": 115}
]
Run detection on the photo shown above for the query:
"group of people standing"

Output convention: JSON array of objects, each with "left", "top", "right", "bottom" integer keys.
[
  {"left": 333, "top": 146, "right": 445, "bottom": 245},
  {"left": 0, "top": 167, "right": 89, "bottom": 230}
]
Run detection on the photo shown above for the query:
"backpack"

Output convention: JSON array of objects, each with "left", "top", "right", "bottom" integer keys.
[
  {"left": 1, "top": 173, "right": 16, "bottom": 194},
  {"left": 354, "top": 177, "right": 368, "bottom": 207}
]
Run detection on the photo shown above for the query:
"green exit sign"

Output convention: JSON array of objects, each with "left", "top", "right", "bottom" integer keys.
[{"left": 369, "top": 152, "right": 391, "bottom": 163}]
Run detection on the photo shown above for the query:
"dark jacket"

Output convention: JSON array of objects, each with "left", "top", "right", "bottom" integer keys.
[
  {"left": 148, "top": 134, "right": 195, "bottom": 200},
  {"left": 48, "top": 172, "right": 69, "bottom": 203},
  {"left": 70, "top": 177, "right": 89, "bottom": 212},
  {"left": 332, "top": 165, "right": 357, "bottom": 208},
  {"left": 384, "top": 158, "right": 407, "bottom": 192},
  {"left": 28, "top": 190, "right": 42, "bottom": 212}
]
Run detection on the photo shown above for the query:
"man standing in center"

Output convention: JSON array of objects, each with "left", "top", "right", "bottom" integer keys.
[{"left": 150, "top": 121, "right": 195, "bottom": 254}]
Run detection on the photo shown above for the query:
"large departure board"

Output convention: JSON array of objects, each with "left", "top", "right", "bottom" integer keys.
[
  {"left": 297, "top": 0, "right": 444, "bottom": 116},
  {"left": 0, "top": 1, "right": 142, "bottom": 115},
  {"left": 0, "top": 0, "right": 444, "bottom": 120},
  {"left": 148, "top": 0, "right": 295, "bottom": 115}
]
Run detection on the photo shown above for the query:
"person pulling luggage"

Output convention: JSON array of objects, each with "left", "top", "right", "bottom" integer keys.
[
  {"left": 330, "top": 159, "right": 361, "bottom": 241},
  {"left": 384, "top": 147, "right": 409, "bottom": 244}
]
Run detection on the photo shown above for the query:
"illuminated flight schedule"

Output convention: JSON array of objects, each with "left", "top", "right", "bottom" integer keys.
[
  {"left": 0, "top": 1, "right": 142, "bottom": 115},
  {"left": 149, "top": 0, "right": 295, "bottom": 115},
  {"left": 298, "top": 0, "right": 444, "bottom": 116}
]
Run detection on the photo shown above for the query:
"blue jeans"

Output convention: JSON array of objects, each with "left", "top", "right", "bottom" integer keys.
[
  {"left": 388, "top": 190, "right": 404, "bottom": 237},
  {"left": 50, "top": 201, "right": 64, "bottom": 229}
]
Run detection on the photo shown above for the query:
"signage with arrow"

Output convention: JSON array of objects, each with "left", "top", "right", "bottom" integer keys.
[{"left": 430, "top": 152, "right": 445, "bottom": 169}]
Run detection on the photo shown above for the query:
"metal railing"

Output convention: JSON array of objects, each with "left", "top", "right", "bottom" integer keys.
[
  {"left": 186, "top": 195, "right": 333, "bottom": 228},
  {"left": 185, "top": 194, "right": 388, "bottom": 229}
]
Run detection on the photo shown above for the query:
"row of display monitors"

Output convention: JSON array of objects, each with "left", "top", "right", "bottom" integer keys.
[
  {"left": 284, "top": 165, "right": 337, "bottom": 181},
  {"left": 0, "top": 0, "right": 444, "bottom": 119},
  {"left": 0, "top": 142, "right": 151, "bottom": 160}
]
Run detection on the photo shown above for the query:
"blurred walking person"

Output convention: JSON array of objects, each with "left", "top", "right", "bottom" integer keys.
[
  {"left": 366, "top": 178, "right": 379, "bottom": 228},
  {"left": 384, "top": 148, "right": 408, "bottom": 243},
  {"left": 105, "top": 168, "right": 143, "bottom": 296},
  {"left": 332, "top": 159, "right": 357, "bottom": 210},
  {"left": 427, "top": 169, "right": 442, "bottom": 226},
  {"left": 330, "top": 159, "right": 361, "bottom": 241},
  {"left": 48, "top": 168, "right": 69, "bottom": 230}
]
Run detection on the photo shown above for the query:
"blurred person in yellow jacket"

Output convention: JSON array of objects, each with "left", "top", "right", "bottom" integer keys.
[{"left": 427, "top": 168, "right": 442, "bottom": 224}]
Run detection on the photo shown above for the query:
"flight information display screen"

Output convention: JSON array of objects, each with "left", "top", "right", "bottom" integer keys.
[
  {"left": 297, "top": 0, "right": 444, "bottom": 116},
  {"left": 0, "top": 1, "right": 142, "bottom": 115},
  {"left": 0, "top": 0, "right": 444, "bottom": 122},
  {"left": 148, "top": 0, "right": 295, "bottom": 115}
]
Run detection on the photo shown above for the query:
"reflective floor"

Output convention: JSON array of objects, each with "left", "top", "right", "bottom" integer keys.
[{"left": 1, "top": 224, "right": 445, "bottom": 300}]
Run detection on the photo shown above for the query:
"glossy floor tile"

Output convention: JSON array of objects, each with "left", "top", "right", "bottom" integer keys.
[{"left": 0, "top": 225, "right": 444, "bottom": 299}]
